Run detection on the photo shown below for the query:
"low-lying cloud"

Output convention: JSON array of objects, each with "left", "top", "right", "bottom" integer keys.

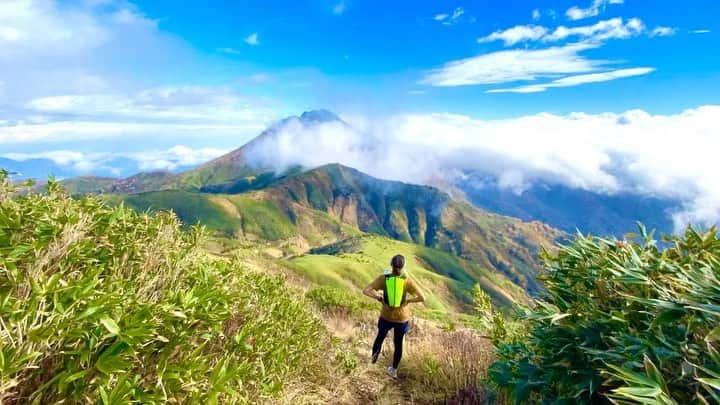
[
  {"left": 246, "top": 106, "right": 720, "bottom": 231},
  {"left": 2, "top": 145, "right": 229, "bottom": 177}
]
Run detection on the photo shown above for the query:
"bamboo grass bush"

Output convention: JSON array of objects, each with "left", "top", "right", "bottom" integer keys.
[
  {"left": 0, "top": 172, "right": 324, "bottom": 403},
  {"left": 489, "top": 225, "right": 720, "bottom": 404}
]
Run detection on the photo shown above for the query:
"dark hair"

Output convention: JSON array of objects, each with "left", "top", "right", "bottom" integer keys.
[{"left": 390, "top": 254, "right": 405, "bottom": 275}]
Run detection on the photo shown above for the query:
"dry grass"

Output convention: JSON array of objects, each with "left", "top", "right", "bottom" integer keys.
[
  {"left": 282, "top": 311, "right": 495, "bottom": 404},
  {"left": 401, "top": 327, "right": 494, "bottom": 404}
]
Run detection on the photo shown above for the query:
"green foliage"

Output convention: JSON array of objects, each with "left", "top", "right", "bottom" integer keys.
[
  {"left": 123, "top": 190, "right": 242, "bottom": 234},
  {"left": 0, "top": 174, "right": 324, "bottom": 403},
  {"left": 305, "top": 285, "right": 375, "bottom": 315},
  {"left": 489, "top": 225, "right": 720, "bottom": 404},
  {"left": 229, "top": 196, "right": 295, "bottom": 240},
  {"left": 334, "top": 349, "right": 358, "bottom": 375},
  {"left": 117, "top": 191, "right": 296, "bottom": 241},
  {"left": 471, "top": 284, "right": 527, "bottom": 345}
]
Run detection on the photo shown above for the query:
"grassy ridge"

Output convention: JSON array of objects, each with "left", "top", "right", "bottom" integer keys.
[
  {"left": 287, "top": 235, "right": 530, "bottom": 314},
  {"left": 0, "top": 177, "right": 326, "bottom": 403},
  {"left": 118, "top": 191, "right": 297, "bottom": 241}
]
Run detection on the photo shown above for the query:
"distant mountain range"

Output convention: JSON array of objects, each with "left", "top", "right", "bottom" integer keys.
[
  {"left": 0, "top": 157, "right": 75, "bottom": 179},
  {"left": 457, "top": 178, "right": 677, "bottom": 237}
]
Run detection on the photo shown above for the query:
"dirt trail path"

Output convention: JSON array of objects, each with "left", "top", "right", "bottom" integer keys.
[{"left": 324, "top": 314, "right": 452, "bottom": 404}]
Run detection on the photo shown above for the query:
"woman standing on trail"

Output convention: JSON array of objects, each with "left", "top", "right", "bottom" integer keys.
[{"left": 362, "top": 254, "right": 426, "bottom": 378}]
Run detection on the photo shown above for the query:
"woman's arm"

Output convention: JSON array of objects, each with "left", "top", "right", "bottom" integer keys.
[
  {"left": 404, "top": 283, "right": 426, "bottom": 304},
  {"left": 363, "top": 280, "right": 383, "bottom": 302}
]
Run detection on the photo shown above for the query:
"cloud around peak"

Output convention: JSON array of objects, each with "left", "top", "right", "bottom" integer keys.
[{"left": 244, "top": 106, "right": 720, "bottom": 232}]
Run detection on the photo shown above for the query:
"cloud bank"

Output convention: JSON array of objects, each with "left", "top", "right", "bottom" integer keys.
[
  {"left": 2, "top": 145, "right": 229, "bottom": 175},
  {"left": 245, "top": 106, "right": 720, "bottom": 231}
]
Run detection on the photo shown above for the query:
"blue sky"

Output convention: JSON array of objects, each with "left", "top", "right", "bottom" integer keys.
[
  {"left": 0, "top": 0, "right": 717, "bottom": 155},
  {"left": 130, "top": 0, "right": 719, "bottom": 116}
]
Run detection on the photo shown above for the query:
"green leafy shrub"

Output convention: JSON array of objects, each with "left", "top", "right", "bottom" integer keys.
[
  {"left": 489, "top": 225, "right": 720, "bottom": 404},
  {"left": 305, "top": 285, "right": 375, "bottom": 315},
  {"left": 334, "top": 349, "right": 358, "bottom": 375},
  {"left": 0, "top": 174, "right": 324, "bottom": 403}
]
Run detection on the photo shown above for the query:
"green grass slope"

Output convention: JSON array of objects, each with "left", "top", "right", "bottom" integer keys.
[
  {"left": 115, "top": 190, "right": 360, "bottom": 246},
  {"left": 287, "top": 235, "right": 530, "bottom": 313}
]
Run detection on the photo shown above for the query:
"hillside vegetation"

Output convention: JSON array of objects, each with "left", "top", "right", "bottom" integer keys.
[
  {"left": 489, "top": 226, "right": 720, "bottom": 404},
  {"left": 288, "top": 235, "right": 530, "bottom": 313},
  {"left": 0, "top": 174, "right": 327, "bottom": 403},
  {"left": 104, "top": 164, "right": 562, "bottom": 295},
  {"left": 248, "top": 164, "right": 562, "bottom": 294}
]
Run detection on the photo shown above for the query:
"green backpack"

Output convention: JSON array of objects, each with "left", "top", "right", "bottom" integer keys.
[{"left": 383, "top": 270, "right": 407, "bottom": 308}]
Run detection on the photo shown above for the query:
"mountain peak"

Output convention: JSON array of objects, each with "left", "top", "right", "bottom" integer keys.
[{"left": 298, "top": 109, "right": 341, "bottom": 124}]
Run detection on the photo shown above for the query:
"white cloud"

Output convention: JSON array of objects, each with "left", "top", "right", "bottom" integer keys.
[
  {"left": 3, "top": 150, "right": 87, "bottom": 166},
  {"left": 690, "top": 29, "right": 710, "bottom": 34},
  {"left": 332, "top": 2, "right": 345, "bottom": 15},
  {"left": 487, "top": 67, "right": 654, "bottom": 93},
  {"left": 543, "top": 17, "right": 644, "bottom": 42},
  {"left": 218, "top": 47, "right": 242, "bottom": 55},
  {"left": 2, "top": 145, "right": 230, "bottom": 174},
  {"left": 566, "top": 0, "right": 624, "bottom": 21},
  {"left": 23, "top": 86, "right": 273, "bottom": 123},
  {"left": 478, "top": 25, "right": 548, "bottom": 46},
  {"left": 451, "top": 7, "right": 465, "bottom": 20},
  {"left": 453, "top": 19, "right": 654, "bottom": 90},
  {"left": 131, "top": 145, "right": 230, "bottom": 171},
  {"left": 245, "top": 106, "right": 720, "bottom": 231},
  {"left": 421, "top": 42, "right": 603, "bottom": 86},
  {"left": 478, "top": 18, "right": 645, "bottom": 46},
  {"left": 0, "top": 0, "right": 200, "bottom": 108},
  {"left": 532, "top": 9, "right": 541, "bottom": 21},
  {"left": 434, "top": 7, "right": 465, "bottom": 25},
  {"left": 245, "top": 32, "right": 259, "bottom": 46},
  {"left": 0, "top": 0, "right": 109, "bottom": 56},
  {"left": 650, "top": 26, "right": 676, "bottom": 37},
  {"left": 1, "top": 85, "right": 276, "bottom": 146},
  {"left": 0, "top": 121, "right": 266, "bottom": 145}
]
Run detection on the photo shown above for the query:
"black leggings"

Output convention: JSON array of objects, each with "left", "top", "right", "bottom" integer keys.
[{"left": 372, "top": 317, "right": 409, "bottom": 368}]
